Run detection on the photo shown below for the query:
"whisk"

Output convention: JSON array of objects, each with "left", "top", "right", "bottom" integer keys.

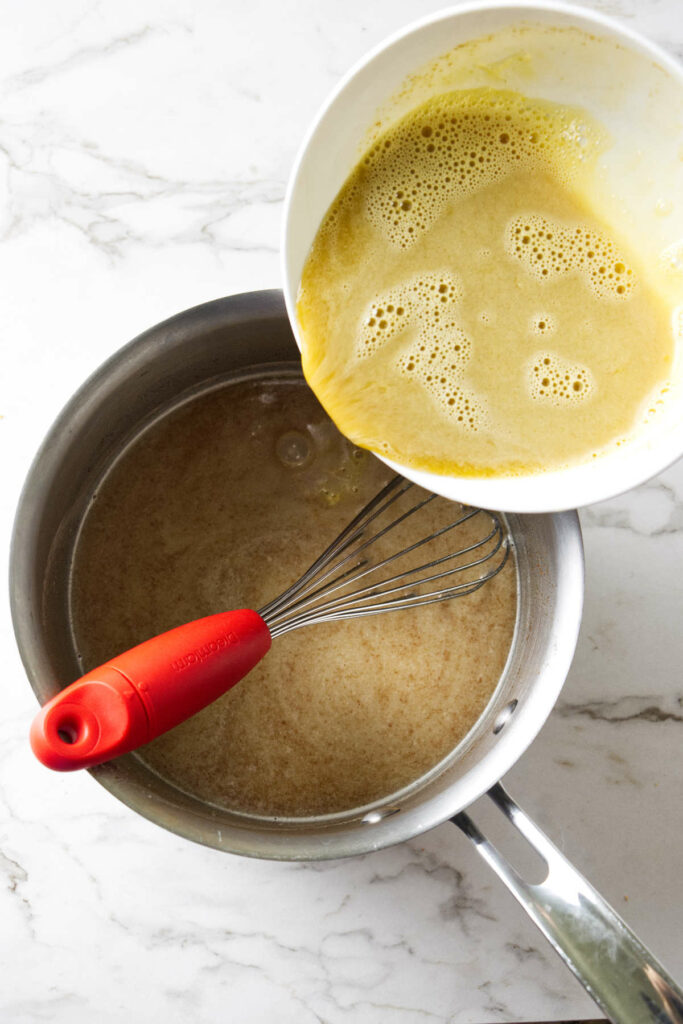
[{"left": 30, "top": 476, "right": 509, "bottom": 771}]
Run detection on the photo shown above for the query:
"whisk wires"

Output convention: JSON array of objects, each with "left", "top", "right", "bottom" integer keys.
[{"left": 260, "top": 477, "right": 510, "bottom": 639}]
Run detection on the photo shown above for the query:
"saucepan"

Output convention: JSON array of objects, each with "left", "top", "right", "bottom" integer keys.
[{"left": 10, "top": 291, "right": 683, "bottom": 1023}]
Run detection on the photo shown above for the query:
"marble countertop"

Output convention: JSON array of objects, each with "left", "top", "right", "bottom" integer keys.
[{"left": 1, "top": 0, "right": 682, "bottom": 1021}]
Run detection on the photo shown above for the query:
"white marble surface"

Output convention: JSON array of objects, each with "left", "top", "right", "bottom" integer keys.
[{"left": 2, "top": 1, "right": 682, "bottom": 1021}]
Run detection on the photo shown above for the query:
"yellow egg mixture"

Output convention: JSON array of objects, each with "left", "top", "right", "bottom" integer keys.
[{"left": 297, "top": 89, "right": 675, "bottom": 477}]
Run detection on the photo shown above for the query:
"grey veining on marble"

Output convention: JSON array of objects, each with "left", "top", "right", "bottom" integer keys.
[{"left": 1, "top": 1, "right": 682, "bottom": 1022}]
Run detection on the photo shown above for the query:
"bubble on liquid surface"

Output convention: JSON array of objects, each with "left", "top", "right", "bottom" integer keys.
[
  {"left": 346, "top": 90, "right": 601, "bottom": 250},
  {"left": 662, "top": 240, "right": 683, "bottom": 273},
  {"left": 528, "top": 352, "right": 595, "bottom": 406},
  {"left": 276, "top": 430, "right": 313, "bottom": 468},
  {"left": 356, "top": 271, "right": 487, "bottom": 431},
  {"left": 529, "top": 313, "right": 556, "bottom": 335},
  {"left": 505, "top": 213, "right": 636, "bottom": 299}
]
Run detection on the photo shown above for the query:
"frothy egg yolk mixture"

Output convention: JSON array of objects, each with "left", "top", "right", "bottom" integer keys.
[{"left": 296, "top": 89, "right": 675, "bottom": 477}]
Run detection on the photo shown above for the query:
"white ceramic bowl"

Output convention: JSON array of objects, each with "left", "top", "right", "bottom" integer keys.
[{"left": 282, "top": 2, "right": 683, "bottom": 512}]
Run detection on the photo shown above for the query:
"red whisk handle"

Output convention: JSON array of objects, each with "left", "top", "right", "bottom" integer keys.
[{"left": 29, "top": 609, "right": 271, "bottom": 771}]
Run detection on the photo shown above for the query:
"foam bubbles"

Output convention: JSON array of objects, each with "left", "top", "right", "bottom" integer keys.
[
  {"left": 275, "top": 431, "right": 313, "bottom": 468},
  {"left": 505, "top": 214, "right": 636, "bottom": 299},
  {"left": 357, "top": 271, "right": 461, "bottom": 359},
  {"left": 529, "top": 313, "right": 556, "bottom": 335},
  {"left": 398, "top": 326, "right": 484, "bottom": 432},
  {"left": 661, "top": 240, "right": 683, "bottom": 272},
  {"left": 357, "top": 272, "right": 486, "bottom": 430},
  {"left": 298, "top": 86, "right": 675, "bottom": 479},
  {"left": 528, "top": 352, "right": 594, "bottom": 405},
  {"left": 358, "top": 90, "right": 599, "bottom": 249}
]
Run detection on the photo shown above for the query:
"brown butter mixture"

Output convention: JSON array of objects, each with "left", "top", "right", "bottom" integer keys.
[{"left": 71, "top": 378, "right": 517, "bottom": 816}]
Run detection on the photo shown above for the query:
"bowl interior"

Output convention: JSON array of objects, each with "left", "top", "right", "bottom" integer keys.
[
  {"left": 282, "top": 3, "right": 683, "bottom": 512},
  {"left": 11, "top": 291, "right": 584, "bottom": 859}
]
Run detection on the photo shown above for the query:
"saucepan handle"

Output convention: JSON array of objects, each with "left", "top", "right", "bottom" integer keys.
[{"left": 452, "top": 783, "right": 683, "bottom": 1024}]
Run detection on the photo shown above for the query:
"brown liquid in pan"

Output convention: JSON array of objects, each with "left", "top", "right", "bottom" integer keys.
[{"left": 70, "top": 377, "right": 517, "bottom": 817}]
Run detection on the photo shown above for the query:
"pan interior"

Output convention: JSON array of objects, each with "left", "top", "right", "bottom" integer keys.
[{"left": 66, "top": 364, "right": 520, "bottom": 824}]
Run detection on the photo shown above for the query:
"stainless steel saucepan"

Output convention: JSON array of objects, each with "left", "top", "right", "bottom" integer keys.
[{"left": 10, "top": 290, "right": 683, "bottom": 1023}]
